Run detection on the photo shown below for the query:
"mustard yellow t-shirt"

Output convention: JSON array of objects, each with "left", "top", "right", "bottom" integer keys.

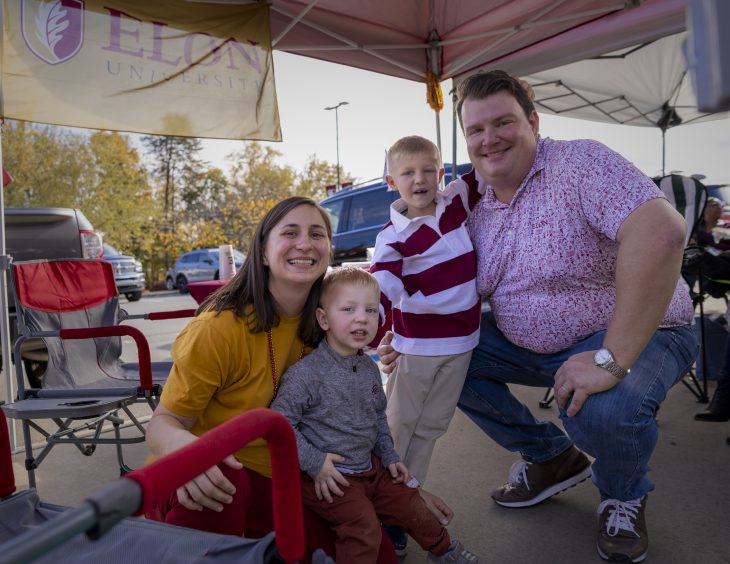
[{"left": 161, "top": 309, "right": 306, "bottom": 477}]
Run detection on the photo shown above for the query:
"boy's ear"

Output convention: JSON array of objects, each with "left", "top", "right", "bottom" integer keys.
[
  {"left": 438, "top": 167, "right": 445, "bottom": 183},
  {"left": 315, "top": 307, "right": 329, "bottom": 331},
  {"left": 385, "top": 175, "right": 398, "bottom": 192}
]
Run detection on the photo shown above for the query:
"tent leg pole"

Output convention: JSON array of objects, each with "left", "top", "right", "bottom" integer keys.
[
  {"left": 435, "top": 110, "right": 442, "bottom": 163},
  {"left": 452, "top": 93, "right": 458, "bottom": 179},
  {"left": 0, "top": 125, "right": 18, "bottom": 452},
  {"left": 662, "top": 129, "right": 666, "bottom": 176}
]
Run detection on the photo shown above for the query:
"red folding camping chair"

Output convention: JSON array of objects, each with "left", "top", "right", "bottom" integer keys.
[
  {"left": 0, "top": 407, "right": 324, "bottom": 564},
  {"left": 0, "top": 259, "right": 195, "bottom": 488}
]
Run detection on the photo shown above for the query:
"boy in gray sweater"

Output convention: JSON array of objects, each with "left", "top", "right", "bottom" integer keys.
[{"left": 272, "top": 267, "right": 478, "bottom": 564}]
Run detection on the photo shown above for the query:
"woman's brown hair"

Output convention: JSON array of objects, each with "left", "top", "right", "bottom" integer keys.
[{"left": 197, "top": 196, "right": 333, "bottom": 346}]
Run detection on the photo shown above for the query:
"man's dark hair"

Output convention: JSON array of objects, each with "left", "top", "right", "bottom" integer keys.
[{"left": 455, "top": 70, "right": 536, "bottom": 129}]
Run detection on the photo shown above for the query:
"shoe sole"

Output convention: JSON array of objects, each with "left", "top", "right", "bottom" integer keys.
[
  {"left": 493, "top": 464, "right": 592, "bottom": 508},
  {"left": 596, "top": 543, "right": 647, "bottom": 562}
]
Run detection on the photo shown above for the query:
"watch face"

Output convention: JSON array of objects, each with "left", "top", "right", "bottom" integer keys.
[{"left": 595, "top": 348, "right": 612, "bottom": 365}]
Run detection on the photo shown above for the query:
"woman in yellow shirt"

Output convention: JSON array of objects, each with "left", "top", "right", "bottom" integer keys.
[{"left": 146, "top": 197, "right": 451, "bottom": 562}]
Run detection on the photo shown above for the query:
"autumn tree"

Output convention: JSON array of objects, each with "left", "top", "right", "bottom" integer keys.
[
  {"left": 142, "top": 135, "right": 208, "bottom": 267},
  {"left": 295, "top": 154, "right": 354, "bottom": 201},
  {"left": 141, "top": 135, "right": 205, "bottom": 224},
  {"left": 81, "top": 131, "right": 155, "bottom": 256},
  {"left": 2, "top": 121, "right": 89, "bottom": 207},
  {"left": 228, "top": 142, "right": 295, "bottom": 202}
]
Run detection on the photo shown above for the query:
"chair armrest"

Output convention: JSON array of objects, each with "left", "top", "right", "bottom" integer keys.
[
  {"left": 59, "top": 326, "right": 152, "bottom": 390},
  {"left": 125, "top": 408, "right": 304, "bottom": 563},
  {"left": 122, "top": 308, "right": 196, "bottom": 321}
]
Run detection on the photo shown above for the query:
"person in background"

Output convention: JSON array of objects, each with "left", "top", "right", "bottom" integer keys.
[
  {"left": 380, "top": 70, "right": 697, "bottom": 563},
  {"left": 272, "top": 267, "right": 479, "bottom": 564},
  {"left": 692, "top": 196, "right": 730, "bottom": 421},
  {"left": 695, "top": 197, "right": 730, "bottom": 251},
  {"left": 369, "top": 135, "right": 485, "bottom": 556}
]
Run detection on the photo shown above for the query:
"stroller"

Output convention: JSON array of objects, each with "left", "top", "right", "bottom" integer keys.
[{"left": 0, "top": 407, "right": 332, "bottom": 564}]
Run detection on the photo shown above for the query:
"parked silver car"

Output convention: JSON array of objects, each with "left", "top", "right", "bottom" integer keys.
[{"left": 166, "top": 248, "right": 245, "bottom": 293}]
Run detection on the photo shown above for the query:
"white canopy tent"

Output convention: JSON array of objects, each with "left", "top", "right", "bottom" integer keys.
[{"left": 523, "top": 33, "right": 724, "bottom": 175}]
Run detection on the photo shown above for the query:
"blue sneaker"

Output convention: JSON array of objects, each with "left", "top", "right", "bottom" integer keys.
[{"left": 384, "top": 524, "right": 408, "bottom": 557}]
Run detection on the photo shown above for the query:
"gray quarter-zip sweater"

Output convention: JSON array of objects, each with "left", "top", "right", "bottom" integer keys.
[{"left": 271, "top": 338, "right": 400, "bottom": 477}]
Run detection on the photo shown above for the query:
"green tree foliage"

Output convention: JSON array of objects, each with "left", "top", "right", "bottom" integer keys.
[
  {"left": 2, "top": 121, "right": 88, "bottom": 207},
  {"left": 2, "top": 122, "right": 157, "bottom": 275},
  {"left": 82, "top": 131, "right": 156, "bottom": 256},
  {"left": 228, "top": 142, "right": 295, "bottom": 202},
  {"left": 141, "top": 135, "right": 205, "bottom": 222},
  {"left": 295, "top": 154, "right": 354, "bottom": 201},
  {"left": 3, "top": 123, "right": 348, "bottom": 287}
]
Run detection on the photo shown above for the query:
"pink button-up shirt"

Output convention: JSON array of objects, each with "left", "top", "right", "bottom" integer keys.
[{"left": 467, "top": 137, "right": 694, "bottom": 354}]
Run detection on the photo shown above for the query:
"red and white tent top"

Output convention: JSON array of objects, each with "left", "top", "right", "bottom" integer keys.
[{"left": 257, "top": 0, "right": 688, "bottom": 82}]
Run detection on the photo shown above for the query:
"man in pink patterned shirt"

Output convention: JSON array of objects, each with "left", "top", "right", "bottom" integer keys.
[{"left": 380, "top": 71, "right": 697, "bottom": 563}]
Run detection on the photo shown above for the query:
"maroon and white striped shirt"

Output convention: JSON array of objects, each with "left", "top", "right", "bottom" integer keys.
[{"left": 370, "top": 170, "right": 485, "bottom": 355}]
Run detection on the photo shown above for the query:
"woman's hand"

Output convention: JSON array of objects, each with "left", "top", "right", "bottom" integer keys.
[
  {"left": 176, "top": 454, "right": 243, "bottom": 511},
  {"left": 554, "top": 350, "right": 621, "bottom": 416},
  {"left": 387, "top": 461, "right": 409, "bottom": 484},
  {"left": 147, "top": 403, "right": 243, "bottom": 512},
  {"left": 419, "top": 488, "right": 454, "bottom": 526},
  {"left": 314, "top": 453, "right": 350, "bottom": 503},
  {"left": 377, "top": 331, "right": 400, "bottom": 375}
]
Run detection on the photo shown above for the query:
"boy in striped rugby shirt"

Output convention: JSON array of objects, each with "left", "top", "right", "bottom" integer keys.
[{"left": 370, "top": 135, "right": 485, "bottom": 555}]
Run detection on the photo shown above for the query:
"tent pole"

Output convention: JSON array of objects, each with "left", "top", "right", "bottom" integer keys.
[
  {"left": 452, "top": 99, "right": 458, "bottom": 179},
  {"left": 0, "top": 125, "right": 17, "bottom": 452},
  {"left": 661, "top": 128, "right": 666, "bottom": 176},
  {"left": 435, "top": 110, "right": 442, "bottom": 163}
]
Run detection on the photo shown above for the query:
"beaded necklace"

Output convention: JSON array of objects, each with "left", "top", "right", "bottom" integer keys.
[{"left": 267, "top": 329, "right": 306, "bottom": 405}]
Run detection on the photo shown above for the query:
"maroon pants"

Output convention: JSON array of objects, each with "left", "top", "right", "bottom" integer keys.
[
  {"left": 301, "top": 457, "right": 450, "bottom": 564},
  {"left": 148, "top": 464, "right": 397, "bottom": 564}
]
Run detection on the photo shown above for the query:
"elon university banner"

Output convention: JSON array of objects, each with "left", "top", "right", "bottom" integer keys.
[{"left": 1, "top": 0, "right": 281, "bottom": 140}]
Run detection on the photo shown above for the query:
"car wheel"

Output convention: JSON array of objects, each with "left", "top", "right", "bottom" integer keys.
[
  {"left": 177, "top": 274, "right": 189, "bottom": 294},
  {"left": 165, "top": 277, "right": 175, "bottom": 291},
  {"left": 126, "top": 291, "right": 142, "bottom": 302}
]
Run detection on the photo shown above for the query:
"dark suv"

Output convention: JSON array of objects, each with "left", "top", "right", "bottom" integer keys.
[{"left": 320, "top": 163, "right": 473, "bottom": 264}]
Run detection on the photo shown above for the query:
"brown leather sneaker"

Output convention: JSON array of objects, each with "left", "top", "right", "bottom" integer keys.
[
  {"left": 491, "top": 445, "right": 592, "bottom": 507},
  {"left": 597, "top": 496, "right": 648, "bottom": 563}
]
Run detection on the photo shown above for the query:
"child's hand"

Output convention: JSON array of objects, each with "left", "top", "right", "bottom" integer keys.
[
  {"left": 314, "top": 453, "right": 350, "bottom": 503},
  {"left": 388, "top": 461, "right": 409, "bottom": 484},
  {"left": 377, "top": 331, "right": 400, "bottom": 374}
]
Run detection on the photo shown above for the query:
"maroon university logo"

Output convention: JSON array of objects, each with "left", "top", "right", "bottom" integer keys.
[{"left": 22, "top": 0, "right": 84, "bottom": 65}]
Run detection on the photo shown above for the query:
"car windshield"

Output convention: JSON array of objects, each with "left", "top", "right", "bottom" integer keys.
[{"left": 103, "top": 243, "right": 122, "bottom": 257}]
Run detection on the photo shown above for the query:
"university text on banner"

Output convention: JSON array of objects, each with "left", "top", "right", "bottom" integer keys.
[{"left": 1, "top": 0, "right": 281, "bottom": 140}]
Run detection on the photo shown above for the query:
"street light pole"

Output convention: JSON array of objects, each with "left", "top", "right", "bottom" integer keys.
[{"left": 324, "top": 101, "right": 348, "bottom": 190}]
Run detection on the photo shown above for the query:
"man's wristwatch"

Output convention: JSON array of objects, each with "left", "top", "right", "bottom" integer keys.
[{"left": 594, "top": 347, "right": 629, "bottom": 379}]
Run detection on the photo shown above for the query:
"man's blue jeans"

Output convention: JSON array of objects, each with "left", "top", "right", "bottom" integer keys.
[{"left": 458, "top": 313, "right": 698, "bottom": 501}]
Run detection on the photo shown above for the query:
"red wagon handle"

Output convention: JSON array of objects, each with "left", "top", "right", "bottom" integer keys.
[{"left": 126, "top": 408, "right": 305, "bottom": 563}]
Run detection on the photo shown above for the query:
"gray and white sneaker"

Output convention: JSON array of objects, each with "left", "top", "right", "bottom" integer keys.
[{"left": 427, "top": 540, "right": 479, "bottom": 563}]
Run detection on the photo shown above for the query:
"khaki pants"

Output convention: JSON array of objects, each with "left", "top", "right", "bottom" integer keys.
[{"left": 385, "top": 350, "right": 472, "bottom": 484}]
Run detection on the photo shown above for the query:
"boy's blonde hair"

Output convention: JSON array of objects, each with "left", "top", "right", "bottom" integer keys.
[
  {"left": 386, "top": 135, "right": 441, "bottom": 174},
  {"left": 321, "top": 266, "right": 380, "bottom": 305}
]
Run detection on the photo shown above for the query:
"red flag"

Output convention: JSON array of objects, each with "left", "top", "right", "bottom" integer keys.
[{"left": 2, "top": 167, "right": 12, "bottom": 187}]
